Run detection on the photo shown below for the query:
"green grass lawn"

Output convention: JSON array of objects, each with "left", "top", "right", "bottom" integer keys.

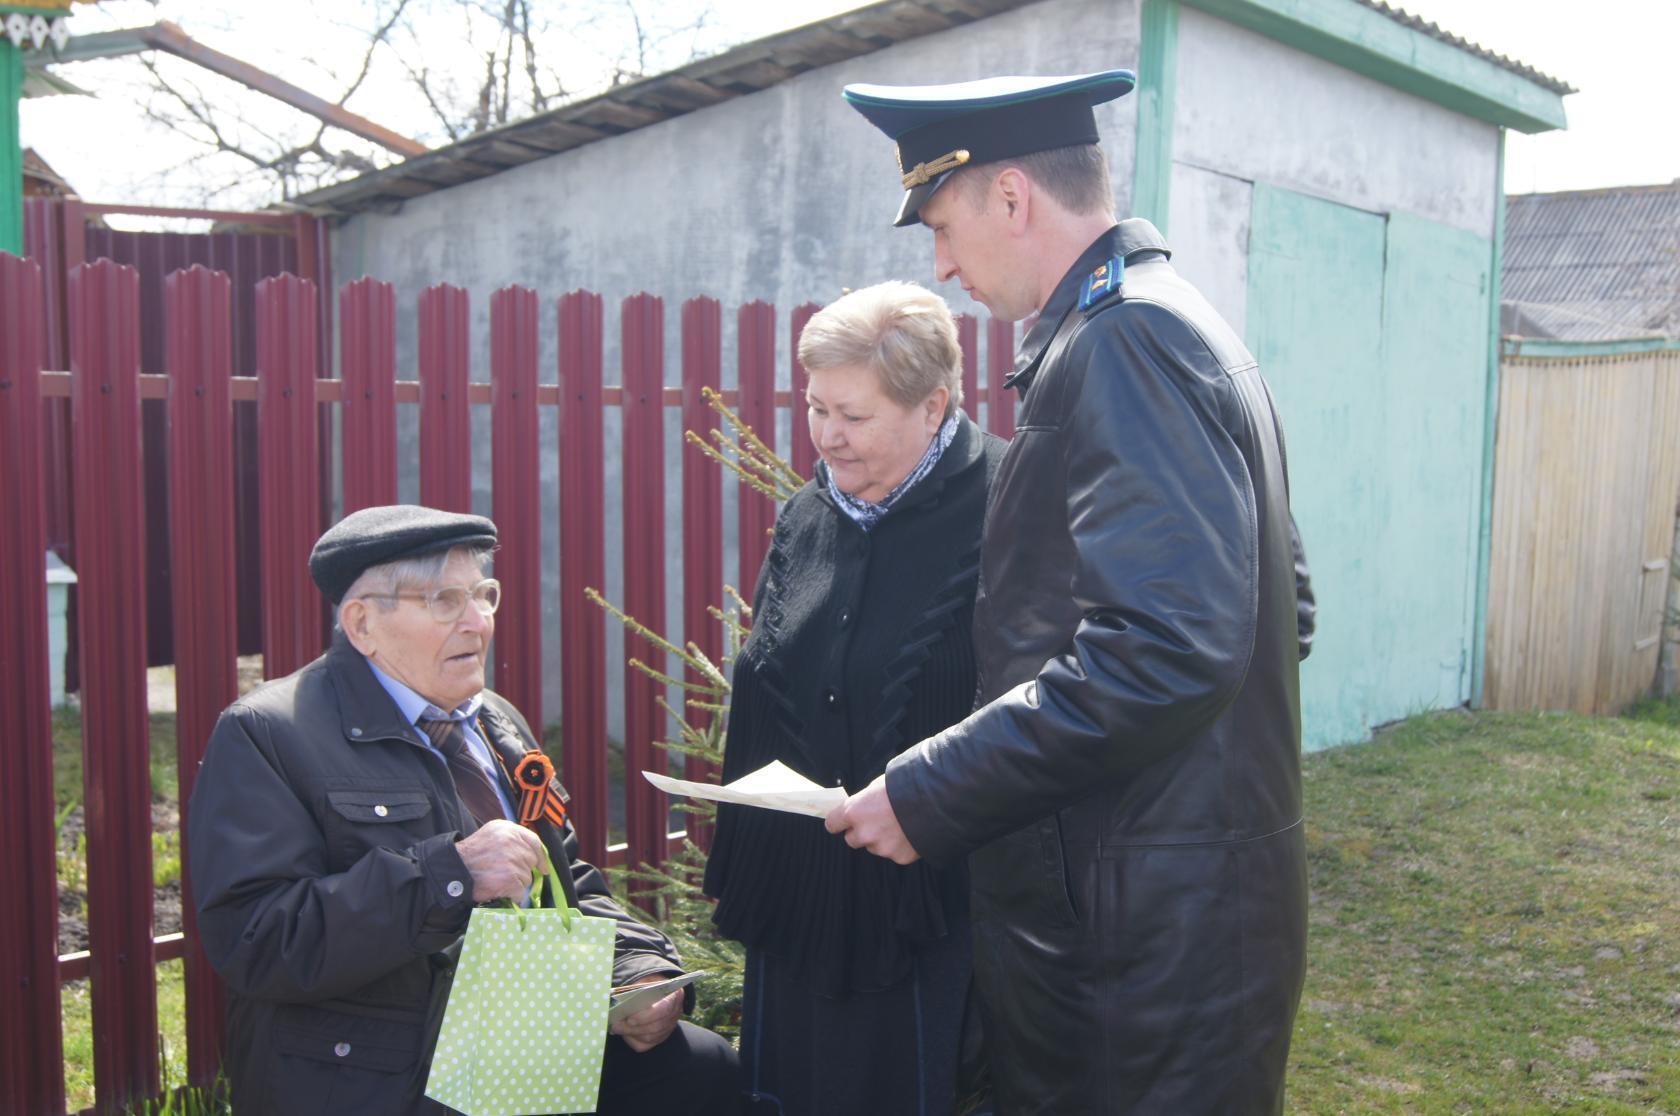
[
  {"left": 1289, "top": 707, "right": 1680, "bottom": 1113},
  {"left": 62, "top": 959, "right": 189, "bottom": 1110},
  {"left": 54, "top": 703, "right": 1680, "bottom": 1112},
  {"left": 52, "top": 706, "right": 179, "bottom": 810},
  {"left": 56, "top": 707, "right": 188, "bottom": 1112}
]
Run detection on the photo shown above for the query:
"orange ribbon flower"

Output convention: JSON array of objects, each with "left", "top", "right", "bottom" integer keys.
[{"left": 512, "top": 751, "right": 568, "bottom": 828}]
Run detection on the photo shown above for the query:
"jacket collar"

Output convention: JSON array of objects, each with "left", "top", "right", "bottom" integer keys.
[
  {"left": 326, "top": 633, "right": 434, "bottom": 745},
  {"left": 327, "top": 634, "right": 537, "bottom": 770},
  {"left": 476, "top": 698, "right": 537, "bottom": 769},
  {"left": 1007, "top": 218, "right": 1172, "bottom": 388}
]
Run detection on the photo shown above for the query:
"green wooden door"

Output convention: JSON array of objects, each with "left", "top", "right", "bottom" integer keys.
[{"left": 1247, "top": 184, "right": 1491, "bottom": 749}]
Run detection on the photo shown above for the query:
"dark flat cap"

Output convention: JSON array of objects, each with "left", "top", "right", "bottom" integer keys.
[{"left": 310, "top": 504, "right": 498, "bottom": 603}]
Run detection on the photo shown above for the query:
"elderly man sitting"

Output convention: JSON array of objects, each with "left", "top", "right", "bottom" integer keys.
[{"left": 188, "top": 505, "right": 740, "bottom": 1116}]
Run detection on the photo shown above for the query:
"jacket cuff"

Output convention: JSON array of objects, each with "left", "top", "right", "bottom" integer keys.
[
  {"left": 885, "top": 744, "right": 968, "bottom": 869},
  {"left": 612, "top": 951, "right": 694, "bottom": 1013},
  {"left": 416, "top": 832, "right": 475, "bottom": 931}
]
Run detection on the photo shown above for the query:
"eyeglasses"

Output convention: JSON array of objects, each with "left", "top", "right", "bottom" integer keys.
[{"left": 360, "top": 578, "right": 501, "bottom": 624}]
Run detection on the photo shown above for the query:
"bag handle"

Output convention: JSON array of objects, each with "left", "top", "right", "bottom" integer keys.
[
  {"left": 490, "top": 848, "right": 576, "bottom": 930},
  {"left": 528, "top": 848, "right": 576, "bottom": 931}
]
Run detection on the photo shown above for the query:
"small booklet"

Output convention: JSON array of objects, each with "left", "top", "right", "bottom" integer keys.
[
  {"left": 608, "top": 970, "right": 708, "bottom": 1023},
  {"left": 642, "top": 760, "right": 847, "bottom": 819}
]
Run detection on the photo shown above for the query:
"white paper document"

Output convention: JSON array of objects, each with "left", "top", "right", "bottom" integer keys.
[
  {"left": 641, "top": 760, "right": 846, "bottom": 819},
  {"left": 609, "top": 971, "right": 708, "bottom": 1024}
]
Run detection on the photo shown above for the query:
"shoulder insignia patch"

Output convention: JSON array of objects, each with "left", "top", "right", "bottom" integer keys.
[{"left": 1077, "top": 256, "right": 1124, "bottom": 312}]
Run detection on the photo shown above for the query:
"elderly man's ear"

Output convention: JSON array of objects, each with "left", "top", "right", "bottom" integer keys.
[{"left": 340, "top": 599, "right": 377, "bottom": 656}]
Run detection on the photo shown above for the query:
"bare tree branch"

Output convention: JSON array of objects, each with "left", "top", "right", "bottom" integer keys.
[
  {"left": 616, "top": 0, "right": 650, "bottom": 85},
  {"left": 131, "top": 0, "right": 720, "bottom": 200},
  {"left": 475, "top": 44, "right": 496, "bottom": 132},
  {"left": 496, "top": 1, "right": 513, "bottom": 127},
  {"left": 403, "top": 59, "right": 465, "bottom": 142},
  {"left": 517, "top": 0, "right": 554, "bottom": 111},
  {"left": 336, "top": 0, "right": 415, "bottom": 108}
]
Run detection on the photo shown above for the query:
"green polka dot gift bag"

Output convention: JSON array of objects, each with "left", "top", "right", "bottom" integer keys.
[{"left": 425, "top": 857, "right": 616, "bottom": 1115}]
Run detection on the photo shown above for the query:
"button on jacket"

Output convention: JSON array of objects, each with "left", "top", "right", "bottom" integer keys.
[
  {"left": 188, "top": 635, "right": 685, "bottom": 1116},
  {"left": 885, "top": 220, "right": 1313, "bottom": 1115}
]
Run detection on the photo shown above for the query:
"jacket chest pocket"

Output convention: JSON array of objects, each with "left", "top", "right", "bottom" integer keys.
[{"left": 322, "top": 788, "right": 437, "bottom": 869}]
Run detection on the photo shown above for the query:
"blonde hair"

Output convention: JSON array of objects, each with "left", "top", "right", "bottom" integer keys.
[{"left": 797, "top": 281, "right": 963, "bottom": 417}]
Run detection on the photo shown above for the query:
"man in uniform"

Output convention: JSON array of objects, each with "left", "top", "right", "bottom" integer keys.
[
  {"left": 189, "top": 504, "right": 740, "bottom": 1115},
  {"left": 827, "top": 72, "right": 1315, "bottom": 1113}
]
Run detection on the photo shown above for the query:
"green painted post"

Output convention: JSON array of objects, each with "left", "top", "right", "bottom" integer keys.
[
  {"left": 1131, "top": 0, "right": 1179, "bottom": 230},
  {"left": 0, "top": 37, "right": 22, "bottom": 255},
  {"left": 1469, "top": 129, "right": 1505, "bottom": 708}
]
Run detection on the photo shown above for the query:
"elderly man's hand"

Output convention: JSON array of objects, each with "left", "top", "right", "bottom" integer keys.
[
  {"left": 455, "top": 819, "right": 546, "bottom": 902},
  {"left": 826, "top": 774, "right": 920, "bottom": 865},
  {"left": 609, "top": 983, "right": 684, "bottom": 1053}
]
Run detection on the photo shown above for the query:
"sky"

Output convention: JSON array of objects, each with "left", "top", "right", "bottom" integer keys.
[
  {"left": 1388, "top": 0, "right": 1677, "bottom": 197},
  {"left": 17, "top": 0, "right": 1678, "bottom": 224}
]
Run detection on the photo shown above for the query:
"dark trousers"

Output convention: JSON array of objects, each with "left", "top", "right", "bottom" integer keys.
[{"left": 594, "top": 1021, "right": 742, "bottom": 1116}]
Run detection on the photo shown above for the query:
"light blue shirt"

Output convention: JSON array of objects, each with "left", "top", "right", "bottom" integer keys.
[{"left": 366, "top": 661, "right": 517, "bottom": 822}]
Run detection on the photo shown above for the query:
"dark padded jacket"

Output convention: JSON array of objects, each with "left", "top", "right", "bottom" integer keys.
[
  {"left": 885, "top": 220, "right": 1312, "bottom": 1115},
  {"left": 188, "top": 636, "right": 683, "bottom": 1115}
]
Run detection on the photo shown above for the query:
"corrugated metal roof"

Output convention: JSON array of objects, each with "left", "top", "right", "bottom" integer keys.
[
  {"left": 1353, "top": 1, "right": 1572, "bottom": 96},
  {"left": 292, "top": 0, "right": 1572, "bottom": 218},
  {"left": 1502, "top": 181, "right": 1680, "bottom": 342}
]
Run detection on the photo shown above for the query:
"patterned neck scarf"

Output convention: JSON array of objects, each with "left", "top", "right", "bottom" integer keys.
[{"left": 825, "top": 413, "right": 960, "bottom": 532}]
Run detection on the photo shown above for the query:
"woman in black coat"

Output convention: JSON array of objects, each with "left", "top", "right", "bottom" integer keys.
[{"left": 703, "top": 281, "right": 1006, "bottom": 1115}]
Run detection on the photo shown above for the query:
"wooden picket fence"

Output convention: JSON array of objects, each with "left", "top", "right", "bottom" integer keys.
[
  {"left": 0, "top": 250, "right": 1018, "bottom": 1114},
  {"left": 1484, "top": 342, "right": 1680, "bottom": 713}
]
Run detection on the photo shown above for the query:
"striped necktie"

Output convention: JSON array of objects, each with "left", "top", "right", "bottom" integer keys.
[{"left": 419, "top": 717, "right": 506, "bottom": 825}]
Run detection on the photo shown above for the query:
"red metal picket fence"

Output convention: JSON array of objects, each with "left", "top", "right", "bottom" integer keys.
[
  {"left": 22, "top": 197, "right": 333, "bottom": 678},
  {"left": 0, "top": 250, "right": 1017, "bottom": 1115}
]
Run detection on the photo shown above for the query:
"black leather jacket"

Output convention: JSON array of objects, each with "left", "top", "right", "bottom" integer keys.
[
  {"left": 886, "top": 221, "right": 1310, "bottom": 1114},
  {"left": 188, "top": 636, "right": 684, "bottom": 1115}
]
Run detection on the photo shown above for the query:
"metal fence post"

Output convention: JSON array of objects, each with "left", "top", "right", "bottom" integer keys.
[
  {"left": 788, "top": 304, "right": 818, "bottom": 482},
  {"left": 558, "top": 290, "right": 608, "bottom": 864},
  {"left": 958, "top": 314, "right": 980, "bottom": 422},
  {"left": 256, "top": 274, "right": 323, "bottom": 680},
  {"left": 69, "top": 257, "right": 159, "bottom": 1113},
  {"left": 987, "top": 318, "right": 1016, "bottom": 438},
  {"left": 490, "top": 285, "right": 543, "bottom": 730},
  {"left": 680, "top": 298, "right": 723, "bottom": 848},
  {"left": 339, "top": 277, "right": 398, "bottom": 514},
  {"left": 0, "top": 252, "right": 68, "bottom": 1116},
  {"left": 621, "top": 293, "right": 667, "bottom": 876},
  {"left": 165, "top": 264, "right": 235, "bottom": 1087},
  {"left": 418, "top": 284, "right": 473, "bottom": 514},
  {"left": 736, "top": 303, "right": 777, "bottom": 594}
]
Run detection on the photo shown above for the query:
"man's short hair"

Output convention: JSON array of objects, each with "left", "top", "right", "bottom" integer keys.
[
  {"left": 957, "top": 143, "right": 1115, "bottom": 220},
  {"left": 797, "top": 280, "right": 963, "bottom": 418}
]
